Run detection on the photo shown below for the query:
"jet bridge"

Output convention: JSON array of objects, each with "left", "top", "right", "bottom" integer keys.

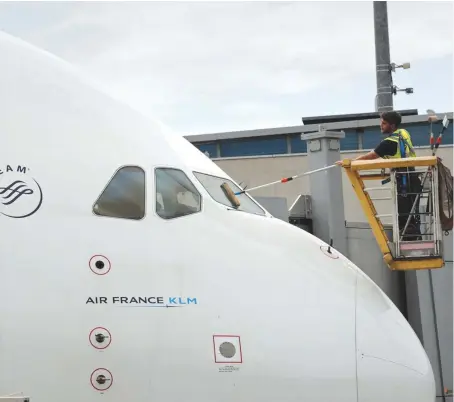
[
  {"left": 289, "top": 194, "right": 313, "bottom": 234},
  {"left": 340, "top": 156, "right": 451, "bottom": 271}
]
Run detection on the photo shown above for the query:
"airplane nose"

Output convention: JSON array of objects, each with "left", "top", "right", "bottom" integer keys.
[{"left": 355, "top": 269, "right": 435, "bottom": 402}]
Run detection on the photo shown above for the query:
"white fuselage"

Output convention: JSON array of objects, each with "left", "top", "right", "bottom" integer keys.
[{"left": 0, "top": 31, "right": 435, "bottom": 402}]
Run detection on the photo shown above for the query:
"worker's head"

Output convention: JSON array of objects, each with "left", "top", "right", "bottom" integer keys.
[{"left": 380, "top": 111, "right": 402, "bottom": 134}]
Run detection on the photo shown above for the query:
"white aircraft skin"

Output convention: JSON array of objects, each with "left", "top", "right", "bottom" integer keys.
[{"left": 0, "top": 31, "right": 435, "bottom": 402}]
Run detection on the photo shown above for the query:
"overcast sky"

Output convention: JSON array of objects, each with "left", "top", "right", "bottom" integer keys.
[{"left": 0, "top": 1, "right": 452, "bottom": 136}]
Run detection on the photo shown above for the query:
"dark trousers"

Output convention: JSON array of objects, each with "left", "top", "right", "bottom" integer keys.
[{"left": 396, "top": 170, "right": 423, "bottom": 241}]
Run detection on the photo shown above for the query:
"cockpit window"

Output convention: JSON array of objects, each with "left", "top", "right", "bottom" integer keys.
[
  {"left": 155, "top": 168, "right": 201, "bottom": 219},
  {"left": 93, "top": 166, "right": 145, "bottom": 220},
  {"left": 193, "top": 172, "right": 266, "bottom": 216}
]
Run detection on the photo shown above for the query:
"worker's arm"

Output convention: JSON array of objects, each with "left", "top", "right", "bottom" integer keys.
[
  {"left": 335, "top": 139, "right": 396, "bottom": 166},
  {"left": 354, "top": 150, "right": 380, "bottom": 160},
  {"left": 351, "top": 140, "right": 397, "bottom": 161},
  {"left": 335, "top": 150, "right": 379, "bottom": 165}
]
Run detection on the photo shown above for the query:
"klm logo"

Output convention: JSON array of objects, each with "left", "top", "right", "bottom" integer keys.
[{"left": 168, "top": 297, "right": 197, "bottom": 305}]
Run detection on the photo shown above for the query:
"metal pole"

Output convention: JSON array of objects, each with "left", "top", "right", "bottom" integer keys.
[{"left": 374, "top": 1, "right": 393, "bottom": 112}]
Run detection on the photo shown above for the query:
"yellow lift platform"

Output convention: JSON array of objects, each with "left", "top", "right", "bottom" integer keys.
[{"left": 340, "top": 156, "right": 447, "bottom": 271}]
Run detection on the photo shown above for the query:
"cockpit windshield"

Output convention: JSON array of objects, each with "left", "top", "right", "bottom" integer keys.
[
  {"left": 155, "top": 168, "right": 201, "bottom": 220},
  {"left": 193, "top": 172, "right": 266, "bottom": 216}
]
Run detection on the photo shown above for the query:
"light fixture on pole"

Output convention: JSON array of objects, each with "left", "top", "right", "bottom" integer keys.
[
  {"left": 391, "top": 85, "right": 413, "bottom": 95},
  {"left": 390, "top": 62, "right": 411, "bottom": 72}
]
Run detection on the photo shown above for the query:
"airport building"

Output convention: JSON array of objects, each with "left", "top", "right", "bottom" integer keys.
[{"left": 185, "top": 109, "right": 454, "bottom": 401}]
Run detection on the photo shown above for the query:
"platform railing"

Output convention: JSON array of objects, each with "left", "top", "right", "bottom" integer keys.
[{"left": 340, "top": 156, "right": 445, "bottom": 271}]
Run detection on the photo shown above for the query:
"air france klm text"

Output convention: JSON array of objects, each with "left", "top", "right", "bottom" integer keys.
[{"left": 86, "top": 296, "right": 198, "bottom": 305}]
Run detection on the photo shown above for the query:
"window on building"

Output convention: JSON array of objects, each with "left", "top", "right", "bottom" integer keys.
[
  {"left": 155, "top": 168, "right": 202, "bottom": 219},
  {"left": 195, "top": 142, "right": 218, "bottom": 158},
  {"left": 362, "top": 127, "right": 384, "bottom": 150},
  {"left": 219, "top": 136, "right": 287, "bottom": 157},
  {"left": 290, "top": 134, "right": 308, "bottom": 154},
  {"left": 193, "top": 172, "right": 266, "bottom": 216},
  {"left": 340, "top": 130, "right": 359, "bottom": 150},
  {"left": 93, "top": 166, "right": 145, "bottom": 220}
]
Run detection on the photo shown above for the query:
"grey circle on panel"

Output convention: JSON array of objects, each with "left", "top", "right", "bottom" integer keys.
[{"left": 219, "top": 342, "right": 236, "bottom": 358}]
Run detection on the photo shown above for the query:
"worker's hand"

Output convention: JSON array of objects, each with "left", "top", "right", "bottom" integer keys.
[{"left": 335, "top": 160, "right": 343, "bottom": 166}]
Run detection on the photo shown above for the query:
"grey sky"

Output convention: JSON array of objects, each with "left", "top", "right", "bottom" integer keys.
[{"left": 0, "top": 1, "right": 452, "bottom": 136}]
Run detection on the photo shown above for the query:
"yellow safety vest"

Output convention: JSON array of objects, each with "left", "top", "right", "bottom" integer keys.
[{"left": 382, "top": 128, "right": 416, "bottom": 159}]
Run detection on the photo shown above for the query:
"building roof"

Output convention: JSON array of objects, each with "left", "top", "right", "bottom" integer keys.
[
  {"left": 301, "top": 109, "right": 418, "bottom": 125},
  {"left": 185, "top": 110, "right": 453, "bottom": 143}
]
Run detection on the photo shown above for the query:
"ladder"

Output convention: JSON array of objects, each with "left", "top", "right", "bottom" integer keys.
[{"left": 341, "top": 156, "right": 444, "bottom": 271}]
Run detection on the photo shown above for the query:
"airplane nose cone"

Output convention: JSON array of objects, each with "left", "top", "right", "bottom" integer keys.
[{"left": 355, "top": 270, "right": 435, "bottom": 402}]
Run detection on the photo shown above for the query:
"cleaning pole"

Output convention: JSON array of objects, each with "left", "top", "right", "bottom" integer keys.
[{"left": 234, "top": 164, "right": 338, "bottom": 195}]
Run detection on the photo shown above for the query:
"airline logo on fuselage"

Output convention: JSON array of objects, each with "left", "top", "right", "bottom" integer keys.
[
  {"left": 86, "top": 296, "right": 198, "bottom": 307},
  {"left": 0, "top": 164, "right": 43, "bottom": 218}
]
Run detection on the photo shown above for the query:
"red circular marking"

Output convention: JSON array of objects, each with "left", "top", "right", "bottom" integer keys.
[
  {"left": 89, "top": 255, "right": 111, "bottom": 275},
  {"left": 90, "top": 368, "right": 113, "bottom": 391},
  {"left": 89, "top": 327, "right": 112, "bottom": 350}
]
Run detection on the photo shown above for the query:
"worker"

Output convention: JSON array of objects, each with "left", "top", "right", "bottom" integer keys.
[{"left": 336, "top": 111, "right": 422, "bottom": 241}]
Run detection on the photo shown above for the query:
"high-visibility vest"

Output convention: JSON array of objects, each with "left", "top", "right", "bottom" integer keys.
[{"left": 382, "top": 128, "right": 416, "bottom": 159}]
